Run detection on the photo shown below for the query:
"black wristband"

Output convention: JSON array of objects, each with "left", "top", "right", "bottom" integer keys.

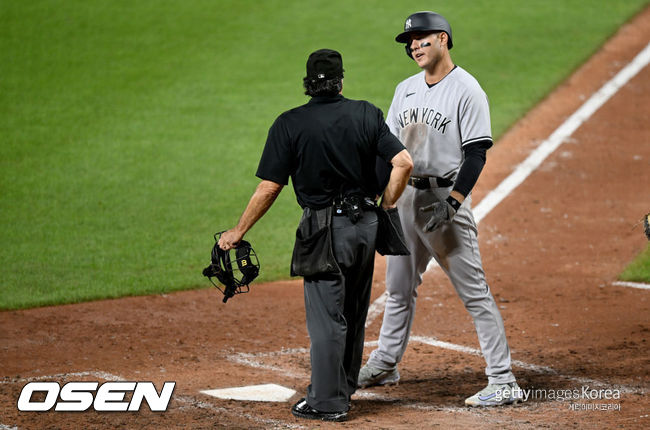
[{"left": 446, "top": 195, "right": 462, "bottom": 212}]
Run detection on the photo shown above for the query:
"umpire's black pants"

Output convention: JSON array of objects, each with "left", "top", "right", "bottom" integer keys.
[{"left": 304, "top": 210, "right": 378, "bottom": 412}]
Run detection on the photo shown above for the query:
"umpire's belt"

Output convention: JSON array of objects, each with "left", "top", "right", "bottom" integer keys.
[
  {"left": 407, "top": 176, "right": 454, "bottom": 189},
  {"left": 332, "top": 195, "right": 375, "bottom": 219}
]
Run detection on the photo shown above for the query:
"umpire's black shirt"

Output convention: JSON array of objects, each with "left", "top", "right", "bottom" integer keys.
[{"left": 256, "top": 94, "right": 405, "bottom": 209}]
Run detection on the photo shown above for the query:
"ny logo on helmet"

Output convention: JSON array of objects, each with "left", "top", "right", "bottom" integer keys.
[{"left": 405, "top": 18, "right": 412, "bottom": 29}]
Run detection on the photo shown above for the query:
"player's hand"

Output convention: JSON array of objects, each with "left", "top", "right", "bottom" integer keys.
[
  {"left": 218, "top": 229, "right": 243, "bottom": 250},
  {"left": 419, "top": 200, "right": 456, "bottom": 232}
]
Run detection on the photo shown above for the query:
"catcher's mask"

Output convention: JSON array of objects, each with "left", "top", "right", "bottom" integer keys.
[{"left": 202, "top": 232, "right": 260, "bottom": 303}]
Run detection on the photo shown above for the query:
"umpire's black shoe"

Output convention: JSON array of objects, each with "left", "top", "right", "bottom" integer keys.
[{"left": 291, "top": 398, "right": 348, "bottom": 422}]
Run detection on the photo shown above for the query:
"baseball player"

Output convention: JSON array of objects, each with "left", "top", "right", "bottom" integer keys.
[{"left": 357, "top": 11, "right": 523, "bottom": 406}]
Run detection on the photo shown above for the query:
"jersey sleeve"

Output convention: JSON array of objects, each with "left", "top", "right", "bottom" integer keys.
[
  {"left": 458, "top": 87, "right": 493, "bottom": 148},
  {"left": 385, "top": 86, "right": 402, "bottom": 138},
  {"left": 255, "top": 116, "right": 293, "bottom": 185}
]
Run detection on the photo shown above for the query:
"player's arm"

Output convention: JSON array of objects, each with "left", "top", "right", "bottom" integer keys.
[
  {"left": 448, "top": 140, "right": 491, "bottom": 207},
  {"left": 219, "top": 180, "right": 283, "bottom": 250},
  {"left": 450, "top": 84, "right": 493, "bottom": 209}
]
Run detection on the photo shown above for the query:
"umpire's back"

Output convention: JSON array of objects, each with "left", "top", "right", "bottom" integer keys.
[
  {"left": 256, "top": 49, "right": 404, "bottom": 209},
  {"left": 257, "top": 94, "right": 400, "bottom": 209}
]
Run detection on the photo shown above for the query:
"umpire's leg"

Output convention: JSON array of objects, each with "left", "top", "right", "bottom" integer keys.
[
  {"left": 337, "top": 211, "right": 377, "bottom": 397},
  {"left": 303, "top": 211, "right": 377, "bottom": 412},
  {"left": 304, "top": 272, "right": 348, "bottom": 412}
]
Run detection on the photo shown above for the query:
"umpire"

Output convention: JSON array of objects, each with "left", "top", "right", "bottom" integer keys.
[{"left": 219, "top": 49, "right": 412, "bottom": 422}]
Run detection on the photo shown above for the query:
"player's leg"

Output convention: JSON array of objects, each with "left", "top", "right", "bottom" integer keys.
[
  {"left": 425, "top": 196, "right": 522, "bottom": 405},
  {"left": 361, "top": 187, "right": 432, "bottom": 386},
  {"left": 429, "top": 197, "right": 515, "bottom": 384}
]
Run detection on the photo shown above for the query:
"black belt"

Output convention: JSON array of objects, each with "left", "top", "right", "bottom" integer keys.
[{"left": 407, "top": 176, "right": 454, "bottom": 189}]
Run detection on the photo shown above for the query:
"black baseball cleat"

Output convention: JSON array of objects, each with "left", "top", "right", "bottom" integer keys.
[{"left": 291, "top": 398, "right": 348, "bottom": 422}]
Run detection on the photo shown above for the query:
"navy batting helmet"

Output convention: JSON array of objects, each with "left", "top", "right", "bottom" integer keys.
[{"left": 396, "top": 11, "right": 453, "bottom": 50}]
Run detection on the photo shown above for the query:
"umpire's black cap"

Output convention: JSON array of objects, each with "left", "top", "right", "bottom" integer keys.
[
  {"left": 305, "top": 49, "right": 344, "bottom": 80},
  {"left": 395, "top": 11, "right": 453, "bottom": 49}
]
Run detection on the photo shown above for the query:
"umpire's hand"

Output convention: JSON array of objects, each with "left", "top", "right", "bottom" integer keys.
[{"left": 218, "top": 229, "right": 243, "bottom": 250}]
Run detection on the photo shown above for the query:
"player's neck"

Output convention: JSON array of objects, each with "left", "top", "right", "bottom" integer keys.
[{"left": 423, "top": 55, "right": 454, "bottom": 86}]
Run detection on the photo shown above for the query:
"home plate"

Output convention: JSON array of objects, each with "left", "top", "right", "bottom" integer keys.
[{"left": 200, "top": 384, "right": 296, "bottom": 402}]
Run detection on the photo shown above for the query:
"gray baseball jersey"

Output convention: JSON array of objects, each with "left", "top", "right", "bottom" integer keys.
[{"left": 386, "top": 66, "right": 492, "bottom": 179}]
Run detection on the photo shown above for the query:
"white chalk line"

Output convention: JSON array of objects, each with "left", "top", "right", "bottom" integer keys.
[
  {"left": 612, "top": 281, "right": 650, "bottom": 290},
  {"left": 236, "top": 347, "right": 311, "bottom": 357},
  {"left": 225, "top": 337, "right": 644, "bottom": 396},
  {"left": 227, "top": 352, "right": 307, "bottom": 379},
  {"left": 367, "top": 41, "right": 650, "bottom": 326},
  {"left": 409, "top": 336, "right": 642, "bottom": 395},
  {"left": 226, "top": 347, "right": 311, "bottom": 378},
  {"left": 474, "top": 41, "right": 650, "bottom": 225},
  {"left": 0, "top": 371, "right": 125, "bottom": 384},
  {"left": 410, "top": 335, "right": 556, "bottom": 374}
]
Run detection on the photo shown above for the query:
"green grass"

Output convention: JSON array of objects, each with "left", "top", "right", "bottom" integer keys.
[
  {"left": 620, "top": 244, "right": 650, "bottom": 283},
  {"left": 1, "top": 0, "right": 647, "bottom": 309}
]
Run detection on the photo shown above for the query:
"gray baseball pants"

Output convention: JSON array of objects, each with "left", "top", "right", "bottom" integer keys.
[
  {"left": 367, "top": 185, "right": 515, "bottom": 384},
  {"left": 304, "top": 210, "right": 378, "bottom": 412}
]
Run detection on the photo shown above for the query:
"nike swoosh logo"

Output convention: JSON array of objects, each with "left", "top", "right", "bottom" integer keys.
[
  {"left": 479, "top": 393, "right": 497, "bottom": 401},
  {"left": 370, "top": 372, "right": 384, "bottom": 378},
  {"left": 405, "top": 92, "right": 416, "bottom": 98}
]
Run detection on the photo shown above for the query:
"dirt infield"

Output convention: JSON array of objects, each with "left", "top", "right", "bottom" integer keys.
[{"left": 1, "top": 7, "right": 649, "bottom": 430}]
